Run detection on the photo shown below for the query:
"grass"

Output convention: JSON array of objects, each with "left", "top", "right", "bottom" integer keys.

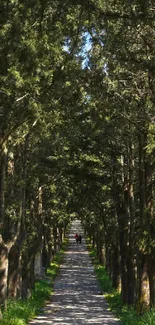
[
  {"left": 88, "top": 243, "right": 155, "bottom": 325},
  {"left": 0, "top": 238, "right": 68, "bottom": 325},
  {"left": 1, "top": 280, "right": 51, "bottom": 325}
]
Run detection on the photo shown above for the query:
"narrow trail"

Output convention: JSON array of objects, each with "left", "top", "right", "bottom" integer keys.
[{"left": 30, "top": 220, "right": 120, "bottom": 325}]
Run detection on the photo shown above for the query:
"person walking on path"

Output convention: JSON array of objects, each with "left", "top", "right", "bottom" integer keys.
[
  {"left": 78, "top": 233, "right": 82, "bottom": 244},
  {"left": 74, "top": 232, "right": 79, "bottom": 244},
  {"left": 30, "top": 219, "right": 120, "bottom": 325}
]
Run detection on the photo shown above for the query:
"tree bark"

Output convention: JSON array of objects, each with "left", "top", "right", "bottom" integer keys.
[
  {"left": 22, "top": 184, "right": 43, "bottom": 298},
  {"left": 137, "top": 255, "right": 150, "bottom": 312},
  {"left": 0, "top": 236, "right": 8, "bottom": 309},
  {"left": 147, "top": 256, "right": 155, "bottom": 307},
  {"left": 127, "top": 142, "right": 136, "bottom": 305},
  {"left": 145, "top": 144, "right": 155, "bottom": 307},
  {"left": 7, "top": 245, "right": 21, "bottom": 299},
  {"left": 111, "top": 244, "right": 120, "bottom": 290},
  {"left": 53, "top": 224, "right": 58, "bottom": 252},
  {"left": 127, "top": 253, "right": 136, "bottom": 305},
  {"left": 119, "top": 219, "right": 128, "bottom": 304},
  {"left": 96, "top": 229, "right": 104, "bottom": 264},
  {"left": 137, "top": 130, "right": 150, "bottom": 310},
  {"left": 0, "top": 141, "right": 7, "bottom": 226},
  {"left": 0, "top": 141, "right": 8, "bottom": 311}
]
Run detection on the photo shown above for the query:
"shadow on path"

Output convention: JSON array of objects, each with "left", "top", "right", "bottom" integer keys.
[{"left": 30, "top": 219, "right": 120, "bottom": 325}]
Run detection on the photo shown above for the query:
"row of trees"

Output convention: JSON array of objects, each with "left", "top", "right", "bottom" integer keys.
[
  {"left": 0, "top": 0, "right": 155, "bottom": 317},
  {"left": 0, "top": 0, "right": 84, "bottom": 316},
  {"left": 79, "top": 0, "right": 155, "bottom": 310}
]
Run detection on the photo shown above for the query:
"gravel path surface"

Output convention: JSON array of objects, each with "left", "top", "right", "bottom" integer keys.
[{"left": 30, "top": 219, "right": 120, "bottom": 325}]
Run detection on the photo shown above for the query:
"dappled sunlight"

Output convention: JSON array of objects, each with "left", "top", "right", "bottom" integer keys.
[
  {"left": 65, "top": 250, "right": 89, "bottom": 255},
  {"left": 29, "top": 220, "right": 119, "bottom": 325}
]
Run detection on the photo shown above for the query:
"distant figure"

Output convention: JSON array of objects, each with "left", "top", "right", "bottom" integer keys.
[
  {"left": 78, "top": 234, "right": 82, "bottom": 244},
  {"left": 74, "top": 233, "right": 79, "bottom": 244}
]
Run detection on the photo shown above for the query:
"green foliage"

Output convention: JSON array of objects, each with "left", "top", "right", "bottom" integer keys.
[
  {"left": 0, "top": 248, "right": 65, "bottom": 325},
  {"left": 0, "top": 281, "right": 50, "bottom": 325},
  {"left": 96, "top": 265, "right": 114, "bottom": 293},
  {"left": 47, "top": 244, "right": 67, "bottom": 279},
  {"left": 89, "top": 247, "right": 114, "bottom": 293},
  {"left": 140, "top": 310, "right": 155, "bottom": 325},
  {"left": 1, "top": 0, "right": 155, "bottom": 316},
  {"left": 89, "top": 245, "right": 155, "bottom": 325}
]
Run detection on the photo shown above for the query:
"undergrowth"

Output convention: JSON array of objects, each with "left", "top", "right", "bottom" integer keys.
[
  {"left": 88, "top": 244, "right": 155, "bottom": 325},
  {"left": 0, "top": 238, "right": 68, "bottom": 325}
]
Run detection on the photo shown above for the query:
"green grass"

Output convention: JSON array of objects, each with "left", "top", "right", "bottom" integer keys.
[
  {"left": 1, "top": 280, "right": 51, "bottom": 325},
  {"left": 88, "top": 245, "right": 155, "bottom": 325},
  {"left": 0, "top": 240, "right": 68, "bottom": 325}
]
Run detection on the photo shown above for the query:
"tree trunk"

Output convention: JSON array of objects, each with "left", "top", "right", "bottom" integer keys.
[
  {"left": 22, "top": 260, "right": 34, "bottom": 300},
  {"left": 0, "top": 142, "right": 8, "bottom": 312},
  {"left": 147, "top": 256, "right": 155, "bottom": 307},
  {"left": 0, "top": 141, "right": 7, "bottom": 226},
  {"left": 145, "top": 144, "right": 155, "bottom": 307},
  {"left": 42, "top": 244, "right": 48, "bottom": 272},
  {"left": 0, "top": 237, "right": 8, "bottom": 309},
  {"left": 92, "top": 227, "right": 95, "bottom": 248},
  {"left": 119, "top": 224, "right": 128, "bottom": 304},
  {"left": 103, "top": 240, "right": 112, "bottom": 279},
  {"left": 112, "top": 154, "right": 129, "bottom": 303},
  {"left": 59, "top": 227, "right": 63, "bottom": 245},
  {"left": 7, "top": 245, "right": 21, "bottom": 298},
  {"left": 111, "top": 244, "right": 120, "bottom": 290},
  {"left": 127, "top": 142, "right": 136, "bottom": 305},
  {"left": 137, "top": 255, "right": 150, "bottom": 312},
  {"left": 89, "top": 229, "right": 92, "bottom": 245},
  {"left": 96, "top": 229, "right": 104, "bottom": 264},
  {"left": 22, "top": 245, "right": 40, "bottom": 299},
  {"left": 0, "top": 142, "right": 7, "bottom": 232},
  {"left": 137, "top": 131, "right": 150, "bottom": 310},
  {"left": 127, "top": 253, "right": 136, "bottom": 305},
  {"left": 138, "top": 132, "right": 146, "bottom": 222},
  {"left": 53, "top": 224, "right": 58, "bottom": 252}
]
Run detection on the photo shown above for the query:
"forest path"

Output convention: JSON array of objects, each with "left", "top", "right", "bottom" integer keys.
[{"left": 29, "top": 219, "right": 120, "bottom": 325}]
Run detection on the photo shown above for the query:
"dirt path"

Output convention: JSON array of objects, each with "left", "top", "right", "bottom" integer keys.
[{"left": 30, "top": 219, "right": 120, "bottom": 325}]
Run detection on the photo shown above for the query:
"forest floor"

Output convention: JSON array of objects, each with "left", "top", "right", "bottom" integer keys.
[{"left": 29, "top": 219, "right": 120, "bottom": 325}]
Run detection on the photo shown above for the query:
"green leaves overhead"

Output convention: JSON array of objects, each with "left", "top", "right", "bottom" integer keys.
[{"left": 1, "top": 0, "right": 155, "bottom": 309}]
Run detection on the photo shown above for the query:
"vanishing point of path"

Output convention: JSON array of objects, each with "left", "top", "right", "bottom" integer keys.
[{"left": 30, "top": 220, "right": 120, "bottom": 325}]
